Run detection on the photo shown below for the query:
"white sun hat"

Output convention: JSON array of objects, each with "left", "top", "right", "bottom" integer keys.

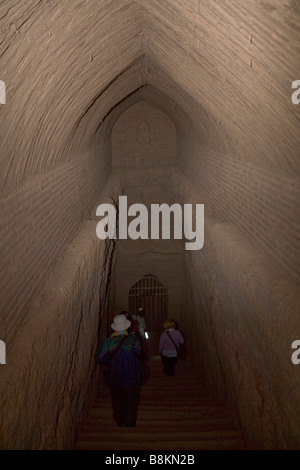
[{"left": 111, "top": 314, "right": 131, "bottom": 332}]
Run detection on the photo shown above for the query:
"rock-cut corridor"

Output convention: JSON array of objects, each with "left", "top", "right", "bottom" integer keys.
[{"left": 0, "top": 0, "right": 299, "bottom": 451}]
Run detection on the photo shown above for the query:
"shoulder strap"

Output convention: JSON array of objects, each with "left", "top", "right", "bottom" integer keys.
[
  {"left": 166, "top": 331, "right": 179, "bottom": 351},
  {"left": 106, "top": 335, "right": 128, "bottom": 364}
]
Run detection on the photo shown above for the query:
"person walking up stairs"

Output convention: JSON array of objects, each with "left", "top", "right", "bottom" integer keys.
[{"left": 75, "top": 353, "right": 246, "bottom": 450}]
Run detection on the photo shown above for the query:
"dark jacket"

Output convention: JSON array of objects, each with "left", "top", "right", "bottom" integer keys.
[{"left": 95, "top": 334, "right": 142, "bottom": 388}]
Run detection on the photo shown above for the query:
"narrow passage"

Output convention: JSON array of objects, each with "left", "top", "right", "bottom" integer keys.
[{"left": 75, "top": 355, "right": 246, "bottom": 450}]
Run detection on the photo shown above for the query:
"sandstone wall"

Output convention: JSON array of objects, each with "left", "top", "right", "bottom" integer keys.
[
  {"left": 179, "top": 141, "right": 300, "bottom": 283},
  {"left": 0, "top": 143, "right": 111, "bottom": 350},
  {"left": 171, "top": 170, "right": 300, "bottom": 449},
  {"left": 0, "top": 169, "right": 120, "bottom": 449},
  {"left": 112, "top": 101, "right": 177, "bottom": 168},
  {"left": 0, "top": 223, "right": 113, "bottom": 449}
]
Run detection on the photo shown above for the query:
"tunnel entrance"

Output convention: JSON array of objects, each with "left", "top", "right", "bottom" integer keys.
[
  {"left": 128, "top": 274, "right": 168, "bottom": 332},
  {"left": 128, "top": 274, "right": 168, "bottom": 357}
]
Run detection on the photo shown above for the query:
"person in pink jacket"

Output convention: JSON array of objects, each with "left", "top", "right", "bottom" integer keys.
[{"left": 159, "top": 319, "right": 185, "bottom": 376}]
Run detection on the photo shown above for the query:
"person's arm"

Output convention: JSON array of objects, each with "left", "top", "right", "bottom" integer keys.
[
  {"left": 94, "top": 339, "right": 112, "bottom": 364},
  {"left": 177, "top": 331, "right": 185, "bottom": 345}
]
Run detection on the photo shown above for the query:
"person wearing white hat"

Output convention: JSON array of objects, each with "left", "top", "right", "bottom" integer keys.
[
  {"left": 111, "top": 314, "right": 131, "bottom": 332},
  {"left": 95, "top": 314, "right": 142, "bottom": 427}
]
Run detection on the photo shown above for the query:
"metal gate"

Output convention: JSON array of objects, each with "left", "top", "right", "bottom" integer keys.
[{"left": 128, "top": 275, "right": 168, "bottom": 332}]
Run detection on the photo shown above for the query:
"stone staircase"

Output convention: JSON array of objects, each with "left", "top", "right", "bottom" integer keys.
[{"left": 75, "top": 355, "right": 246, "bottom": 450}]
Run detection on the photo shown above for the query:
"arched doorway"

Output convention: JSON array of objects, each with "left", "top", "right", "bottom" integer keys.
[{"left": 128, "top": 274, "right": 168, "bottom": 333}]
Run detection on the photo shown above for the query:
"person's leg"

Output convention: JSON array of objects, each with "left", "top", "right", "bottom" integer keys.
[
  {"left": 123, "top": 386, "right": 139, "bottom": 427},
  {"left": 164, "top": 356, "right": 170, "bottom": 375},
  {"left": 110, "top": 387, "right": 124, "bottom": 426},
  {"left": 161, "top": 354, "right": 168, "bottom": 375},
  {"left": 162, "top": 355, "right": 175, "bottom": 376},
  {"left": 169, "top": 357, "right": 177, "bottom": 376}
]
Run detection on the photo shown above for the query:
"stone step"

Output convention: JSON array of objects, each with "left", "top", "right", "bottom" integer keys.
[
  {"left": 80, "top": 420, "right": 236, "bottom": 434},
  {"left": 86, "top": 406, "right": 228, "bottom": 420},
  {"left": 75, "top": 437, "right": 246, "bottom": 451},
  {"left": 75, "top": 356, "right": 246, "bottom": 450},
  {"left": 77, "top": 428, "right": 243, "bottom": 443}
]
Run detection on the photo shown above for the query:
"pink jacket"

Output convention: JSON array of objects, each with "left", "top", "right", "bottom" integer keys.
[{"left": 159, "top": 329, "right": 184, "bottom": 356}]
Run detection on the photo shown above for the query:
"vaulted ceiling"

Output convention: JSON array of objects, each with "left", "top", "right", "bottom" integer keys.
[{"left": 0, "top": 0, "right": 299, "bottom": 195}]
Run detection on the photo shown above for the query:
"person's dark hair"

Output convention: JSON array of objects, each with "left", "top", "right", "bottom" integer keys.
[{"left": 120, "top": 310, "right": 130, "bottom": 317}]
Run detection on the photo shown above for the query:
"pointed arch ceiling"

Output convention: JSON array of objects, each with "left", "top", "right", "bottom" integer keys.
[{"left": 0, "top": 0, "right": 299, "bottom": 194}]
